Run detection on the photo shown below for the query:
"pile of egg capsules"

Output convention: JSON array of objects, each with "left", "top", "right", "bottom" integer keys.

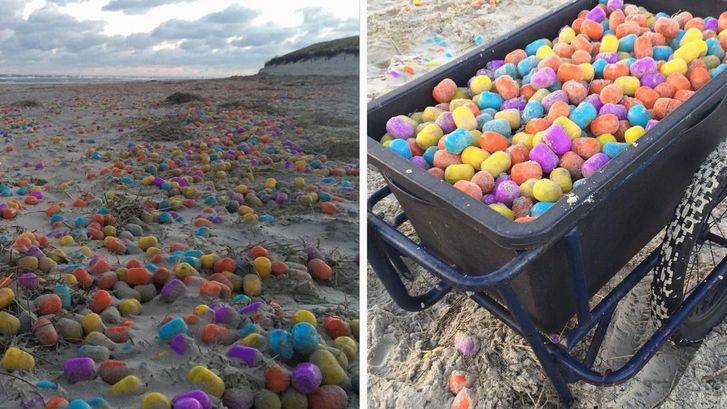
[{"left": 384, "top": 1, "right": 727, "bottom": 222}]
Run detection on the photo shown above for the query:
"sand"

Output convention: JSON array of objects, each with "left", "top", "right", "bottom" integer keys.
[
  {"left": 0, "top": 75, "right": 360, "bottom": 407},
  {"left": 366, "top": 0, "right": 726, "bottom": 407},
  {"left": 367, "top": 0, "right": 571, "bottom": 100}
]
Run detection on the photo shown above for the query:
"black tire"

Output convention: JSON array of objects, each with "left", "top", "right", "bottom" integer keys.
[{"left": 650, "top": 141, "right": 727, "bottom": 345}]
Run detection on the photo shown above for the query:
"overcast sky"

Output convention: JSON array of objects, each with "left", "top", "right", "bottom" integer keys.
[{"left": 0, "top": 0, "right": 359, "bottom": 77}]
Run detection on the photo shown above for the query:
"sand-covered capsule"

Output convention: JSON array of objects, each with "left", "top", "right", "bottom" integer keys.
[
  {"left": 0, "top": 311, "right": 20, "bottom": 335},
  {"left": 254, "top": 389, "right": 281, "bottom": 409},
  {"left": 268, "top": 329, "right": 294, "bottom": 361},
  {"left": 1, "top": 346, "right": 35, "bottom": 371},
  {"left": 78, "top": 345, "right": 111, "bottom": 363},
  {"left": 99, "top": 360, "right": 133, "bottom": 384},
  {"left": 307, "top": 258, "right": 332, "bottom": 281},
  {"left": 135, "top": 283, "right": 158, "bottom": 303},
  {"left": 239, "top": 332, "right": 266, "bottom": 348},
  {"left": 253, "top": 256, "right": 272, "bottom": 278},
  {"left": 161, "top": 278, "right": 186, "bottom": 303},
  {"left": 158, "top": 317, "right": 188, "bottom": 341},
  {"left": 35, "top": 293, "right": 62, "bottom": 315},
  {"left": 140, "top": 392, "right": 171, "bottom": 409},
  {"left": 16, "top": 255, "right": 39, "bottom": 271},
  {"left": 66, "top": 400, "right": 92, "bottom": 409},
  {"left": 310, "top": 349, "right": 346, "bottom": 385},
  {"left": 138, "top": 236, "right": 158, "bottom": 251},
  {"left": 242, "top": 273, "right": 262, "bottom": 297},
  {"left": 227, "top": 345, "right": 263, "bottom": 367},
  {"left": 308, "top": 385, "right": 348, "bottom": 409},
  {"left": 81, "top": 312, "right": 104, "bottom": 334},
  {"left": 34, "top": 316, "right": 59, "bottom": 346},
  {"left": 172, "top": 390, "right": 211, "bottom": 409},
  {"left": 174, "top": 262, "right": 199, "bottom": 278},
  {"left": 83, "top": 331, "right": 116, "bottom": 350},
  {"left": 292, "top": 322, "right": 319, "bottom": 357},
  {"left": 119, "top": 298, "right": 142, "bottom": 316},
  {"left": 187, "top": 365, "right": 225, "bottom": 397},
  {"left": 322, "top": 316, "right": 350, "bottom": 339},
  {"left": 448, "top": 370, "right": 475, "bottom": 394},
  {"left": 280, "top": 389, "right": 307, "bottom": 409},
  {"left": 264, "top": 363, "right": 291, "bottom": 393},
  {"left": 38, "top": 256, "right": 57, "bottom": 273},
  {"left": 291, "top": 362, "right": 322, "bottom": 394},
  {"left": 292, "top": 310, "right": 317, "bottom": 326},
  {"left": 64, "top": 357, "right": 97, "bottom": 383},
  {"left": 222, "top": 387, "right": 254, "bottom": 409},
  {"left": 111, "top": 374, "right": 146, "bottom": 395},
  {"left": 333, "top": 336, "right": 357, "bottom": 362},
  {"left": 57, "top": 317, "right": 83, "bottom": 342},
  {"left": 0, "top": 287, "right": 15, "bottom": 309}
]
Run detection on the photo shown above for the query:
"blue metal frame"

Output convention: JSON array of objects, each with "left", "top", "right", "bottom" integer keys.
[{"left": 368, "top": 186, "right": 727, "bottom": 405}]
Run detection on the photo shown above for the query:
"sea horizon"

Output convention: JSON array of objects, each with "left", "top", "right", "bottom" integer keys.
[{"left": 0, "top": 73, "right": 218, "bottom": 85}]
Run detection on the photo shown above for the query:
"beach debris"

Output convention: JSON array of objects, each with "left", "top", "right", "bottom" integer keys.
[{"left": 454, "top": 332, "right": 479, "bottom": 357}]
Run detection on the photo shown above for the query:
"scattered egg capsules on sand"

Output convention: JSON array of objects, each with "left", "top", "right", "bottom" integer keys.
[
  {"left": 384, "top": 3, "right": 727, "bottom": 222},
  {"left": 0, "top": 239, "right": 357, "bottom": 408}
]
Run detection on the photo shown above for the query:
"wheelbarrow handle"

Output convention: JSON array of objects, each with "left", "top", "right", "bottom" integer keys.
[{"left": 367, "top": 187, "right": 550, "bottom": 292}]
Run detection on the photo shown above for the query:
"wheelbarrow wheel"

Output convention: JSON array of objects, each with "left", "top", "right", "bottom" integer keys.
[{"left": 650, "top": 141, "right": 727, "bottom": 345}]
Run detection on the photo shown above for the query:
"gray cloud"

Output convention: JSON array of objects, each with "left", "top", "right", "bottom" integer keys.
[
  {"left": 102, "top": 0, "right": 195, "bottom": 15},
  {"left": 0, "top": 3, "right": 358, "bottom": 77}
]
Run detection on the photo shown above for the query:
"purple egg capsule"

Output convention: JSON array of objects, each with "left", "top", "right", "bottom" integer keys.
[
  {"left": 542, "top": 125, "right": 572, "bottom": 155},
  {"left": 291, "top": 362, "right": 323, "bottom": 394},
  {"left": 64, "top": 357, "right": 96, "bottom": 383},
  {"left": 529, "top": 144, "right": 560, "bottom": 173},
  {"left": 581, "top": 153, "right": 610, "bottom": 178},
  {"left": 493, "top": 180, "right": 520, "bottom": 207}
]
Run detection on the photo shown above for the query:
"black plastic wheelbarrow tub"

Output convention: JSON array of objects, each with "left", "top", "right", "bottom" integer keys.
[{"left": 368, "top": 0, "right": 727, "bottom": 332}]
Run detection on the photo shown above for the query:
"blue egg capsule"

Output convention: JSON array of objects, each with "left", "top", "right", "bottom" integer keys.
[
  {"left": 603, "top": 142, "right": 629, "bottom": 158},
  {"left": 423, "top": 146, "right": 437, "bottom": 166},
  {"left": 157, "top": 212, "right": 173, "bottom": 224},
  {"left": 627, "top": 104, "right": 651, "bottom": 127},
  {"left": 477, "top": 91, "right": 503, "bottom": 110},
  {"left": 444, "top": 128, "right": 474, "bottom": 154},
  {"left": 706, "top": 38, "right": 725, "bottom": 59},
  {"left": 517, "top": 56, "right": 539, "bottom": 77},
  {"left": 618, "top": 34, "right": 637, "bottom": 53},
  {"left": 388, "top": 138, "right": 412, "bottom": 159},
  {"left": 525, "top": 38, "right": 549, "bottom": 56},
  {"left": 711, "top": 64, "right": 727, "bottom": 78},
  {"left": 569, "top": 102, "right": 598, "bottom": 129},
  {"left": 593, "top": 59, "right": 608, "bottom": 78},
  {"left": 531, "top": 201, "right": 555, "bottom": 217},
  {"left": 55, "top": 284, "right": 72, "bottom": 309},
  {"left": 482, "top": 118, "right": 511, "bottom": 136},
  {"left": 36, "top": 380, "right": 58, "bottom": 390},
  {"left": 476, "top": 111, "right": 494, "bottom": 128},
  {"left": 267, "top": 329, "right": 294, "bottom": 361},
  {"left": 522, "top": 101, "right": 545, "bottom": 123},
  {"left": 291, "top": 322, "right": 319, "bottom": 357},
  {"left": 158, "top": 317, "right": 188, "bottom": 341},
  {"left": 652, "top": 46, "right": 674, "bottom": 62},
  {"left": 494, "top": 63, "right": 518, "bottom": 79}
]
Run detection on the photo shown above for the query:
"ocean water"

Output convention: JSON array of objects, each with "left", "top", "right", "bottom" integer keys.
[{"left": 0, "top": 74, "right": 175, "bottom": 85}]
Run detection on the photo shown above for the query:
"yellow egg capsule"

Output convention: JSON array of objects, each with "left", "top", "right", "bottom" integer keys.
[
  {"left": 111, "top": 375, "right": 146, "bottom": 395},
  {"left": 1, "top": 347, "right": 35, "bottom": 371},
  {"left": 187, "top": 366, "right": 225, "bottom": 397}
]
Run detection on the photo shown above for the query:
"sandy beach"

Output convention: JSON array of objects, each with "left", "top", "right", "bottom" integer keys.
[
  {"left": 0, "top": 75, "right": 360, "bottom": 408},
  {"left": 366, "top": 1, "right": 726, "bottom": 408}
]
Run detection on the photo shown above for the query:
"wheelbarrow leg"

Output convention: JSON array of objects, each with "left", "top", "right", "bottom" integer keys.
[{"left": 498, "top": 284, "right": 574, "bottom": 406}]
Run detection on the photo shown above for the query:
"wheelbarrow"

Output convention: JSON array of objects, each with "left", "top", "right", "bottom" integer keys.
[{"left": 367, "top": 0, "right": 727, "bottom": 404}]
